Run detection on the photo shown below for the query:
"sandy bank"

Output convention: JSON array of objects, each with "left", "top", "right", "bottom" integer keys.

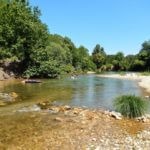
[{"left": 97, "top": 73, "right": 150, "bottom": 94}]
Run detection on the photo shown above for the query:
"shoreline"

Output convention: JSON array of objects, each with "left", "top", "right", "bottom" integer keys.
[{"left": 97, "top": 73, "right": 150, "bottom": 94}]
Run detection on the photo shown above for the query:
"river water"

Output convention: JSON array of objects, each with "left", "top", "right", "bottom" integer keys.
[{"left": 0, "top": 74, "right": 143, "bottom": 112}]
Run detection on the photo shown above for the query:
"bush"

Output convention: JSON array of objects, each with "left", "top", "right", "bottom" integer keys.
[
  {"left": 24, "top": 60, "right": 61, "bottom": 78},
  {"left": 60, "top": 64, "right": 75, "bottom": 74},
  {"left": 113, "top": 95, "right": 147, "bottom": 118}
]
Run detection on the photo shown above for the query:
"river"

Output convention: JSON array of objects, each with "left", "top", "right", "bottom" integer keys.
[{"left": 0, "top": 74, "right": 143, "bottom": 113}]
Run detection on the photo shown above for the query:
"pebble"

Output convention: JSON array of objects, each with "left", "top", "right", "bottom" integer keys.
[{"left": 54, "top": 117, "right": 63, "bottom": 122}]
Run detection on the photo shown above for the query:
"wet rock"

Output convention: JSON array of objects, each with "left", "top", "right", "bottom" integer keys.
[{"left": 37, "top": 101, "right": 52, "bottom": 109}]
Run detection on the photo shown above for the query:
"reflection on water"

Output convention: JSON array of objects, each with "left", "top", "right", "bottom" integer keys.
[{"left": 0, "top": 75, "right": 143, "bottom": 111}]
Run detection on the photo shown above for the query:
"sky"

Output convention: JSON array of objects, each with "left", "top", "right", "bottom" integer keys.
[{"left": 30, "top": 0, "right": 150, "bottom": 55}]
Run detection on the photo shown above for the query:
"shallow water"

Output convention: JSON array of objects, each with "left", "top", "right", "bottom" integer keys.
[
  {"left": 0, "top": 75, "right": 148, "bottom": 149},
  {"left": 0, "top": 74, "right": 143, "bottom": 112}
]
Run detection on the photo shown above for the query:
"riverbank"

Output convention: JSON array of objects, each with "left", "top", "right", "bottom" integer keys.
[
  {"left": 97, "top": 73, "right": 150, "bottom": 94},
  {"left": 1, "top": 104, "right": 150, "bottom": 149}
]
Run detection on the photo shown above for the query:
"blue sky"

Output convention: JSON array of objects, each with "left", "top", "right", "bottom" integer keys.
[{"left": 30, "top": 0, "right": 150, "bottom": 55}]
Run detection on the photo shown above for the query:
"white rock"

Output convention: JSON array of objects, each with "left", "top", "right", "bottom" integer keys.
[
  {"left": 110, "top": 111, "right": 122, "bottom": 120},
  {"left": 95, "top": 146, "right": 100, "bottom": 150}
]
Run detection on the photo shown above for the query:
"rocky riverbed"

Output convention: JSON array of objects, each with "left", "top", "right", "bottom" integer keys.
[{"left": 1, "top": 103, "right": 150, "bottom": 150}]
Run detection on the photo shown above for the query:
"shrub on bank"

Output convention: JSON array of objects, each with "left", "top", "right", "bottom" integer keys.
[{"left": 113, "top": 95, "right": 147, "bottom": 118}]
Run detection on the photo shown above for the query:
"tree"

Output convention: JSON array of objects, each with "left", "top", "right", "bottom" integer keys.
[
  {"left": 137, "top": 40, "right": 150, "bottom": 70},
  {"left": 92, "top": 44, "right": 106, "bottom": 68},
  {"left": 112, "top": 52, "right": 125, "bottom": 71},
  {"left": 0, "top": 0, "right": 49, "bottom": 68}
]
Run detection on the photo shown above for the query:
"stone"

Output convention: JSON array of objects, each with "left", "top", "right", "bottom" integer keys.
[
  {"left": 92, "top": 138, "right": 97, "bottom": 142},
  {"left": 38, "top": 101, "right": 52, "bottom": 109},
  {"left": 136, "top": 116, "right": 149, "bottom": 123},
  {"left": 49, "top": 107, "right": 60, "bottom": 113},
  {"left": 54, "top": 117, "right": 63, "bottom": 122},
  {"left": 73, "top": 108, "right": 82, "bottom": 115},
  {"left": 110, "top": 111, "right": 122, "bottom": 120},
  {"left": 64, "top": 105, "right": 71, "bottom": 110}
]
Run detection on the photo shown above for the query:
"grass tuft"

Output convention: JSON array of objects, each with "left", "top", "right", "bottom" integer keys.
[{"left": 113, "top": 95, "right": 147, "bottom": 118}]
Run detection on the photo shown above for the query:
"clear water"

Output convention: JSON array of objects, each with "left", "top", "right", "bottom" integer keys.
[{"left": 0, "top": 75, "right": 143, "bottom": 111}]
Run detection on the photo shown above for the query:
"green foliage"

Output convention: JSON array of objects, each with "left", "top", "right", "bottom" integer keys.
[
  {"left": 60, "top": 64, "right": 75, "bottom": 74},
  {"left": 0, "top": 0, "right": 96, "bottom": 78},
  {"left": 92, "top": 44, "right": 106, "bottom": 69},
  {"left": 112, "top": 52, "right": 125, "bottom": 71},
  {"left": 114, "top": 95, "right": 147, "bottom": 118},
  {"left": 0, "top": 0, "right": 49, "bottom": 64},
  {"left": 24, "top": 60, "right": 61, "bottom": 78},
  {"left": 1, "top": 0, "right": 150, "bottom": 77}
]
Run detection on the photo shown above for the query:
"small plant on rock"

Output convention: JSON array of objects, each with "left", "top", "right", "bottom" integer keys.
[{"left": 113, "top": 95, "right": 147, "bottom": 118}]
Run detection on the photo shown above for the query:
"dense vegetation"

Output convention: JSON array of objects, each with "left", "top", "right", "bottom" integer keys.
[
  {"left": 114, "top": 95, "right": 147, "bottom": 118},
  {"left": 0, "top": 0, "right": 150, "bottom": 78}
]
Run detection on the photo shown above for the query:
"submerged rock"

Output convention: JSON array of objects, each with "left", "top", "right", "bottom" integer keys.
[
  {"left": 0, "top": 101, "right": 7, "bottom": 106},
  {"left": 0, "top": 92, "right": 15, "bottom": 102},
  {"left": 10, "top": 92, "right": 18, "bottom": 98}
]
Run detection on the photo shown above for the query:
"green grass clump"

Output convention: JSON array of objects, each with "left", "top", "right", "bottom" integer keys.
[{"left": 113, "top": 95, "right": 147, "bottom": 118}]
